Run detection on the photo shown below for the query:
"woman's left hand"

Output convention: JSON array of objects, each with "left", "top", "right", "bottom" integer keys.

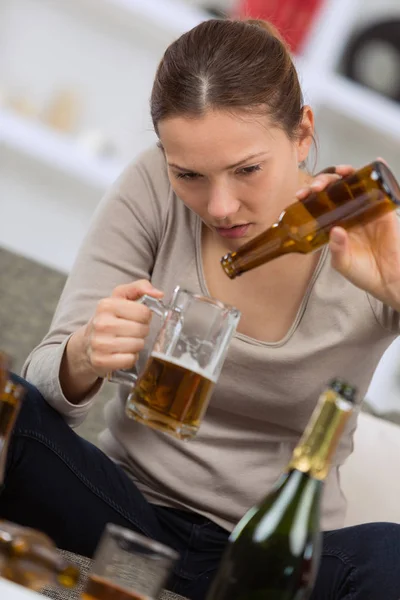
[{"left": 296, "top": 163, "right": 400, "bottom": 310}]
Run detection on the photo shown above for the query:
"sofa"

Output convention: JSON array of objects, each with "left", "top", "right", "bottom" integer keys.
[{"left": 341, "top": 411, "right": 400, "bottom": 527}]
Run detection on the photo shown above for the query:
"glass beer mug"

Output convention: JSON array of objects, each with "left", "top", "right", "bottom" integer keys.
[
  {"left": 81, "top": 523, "right": 179, "bottom": 600},
  {"left": 110, "top": 286, "right": 241, "bottom": 440}
]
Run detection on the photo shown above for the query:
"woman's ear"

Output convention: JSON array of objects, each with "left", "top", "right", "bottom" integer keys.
[{"left": 296, "top": 105, "right": 314, "bottom": 164}]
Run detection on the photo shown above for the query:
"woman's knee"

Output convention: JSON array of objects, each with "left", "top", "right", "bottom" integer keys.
[
  {"left": 351, "top": 522, "right": 400, "bottom": 565},
  {"left": 324, "top": 520, "right": 400, "bottom": 555},
  {"left": 322, "top": 522, "right": 400, "bottom": 598}
]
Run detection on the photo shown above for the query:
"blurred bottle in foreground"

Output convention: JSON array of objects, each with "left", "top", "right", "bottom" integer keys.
[
  {"left": 0, "top": 352, "right": 79, "bottom": 592},
  {"left": 206, "top": 379, "right": 357, "bottom": 600},
  {"left": 0, "top": 520, "right": 79, "bottom": 592},
  {"left": 0, "top": 353, "right": 25, "bottom": 485}
]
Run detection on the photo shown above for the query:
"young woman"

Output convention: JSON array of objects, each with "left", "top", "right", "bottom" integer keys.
[{"left": 2, "top": 19, "right": 400, "bottom": 600}]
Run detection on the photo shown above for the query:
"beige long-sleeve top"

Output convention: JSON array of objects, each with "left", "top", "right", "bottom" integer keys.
[{"left": 23, "top": 146, "right": 399, "bottom": 532}]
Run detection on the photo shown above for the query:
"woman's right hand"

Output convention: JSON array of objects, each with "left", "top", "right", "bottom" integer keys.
[{"left": 82, "top": 279, "right": 164, "bottom": 378}]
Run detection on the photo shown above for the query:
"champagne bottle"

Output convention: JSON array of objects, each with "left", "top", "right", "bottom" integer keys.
[
  {"left": 0, "top": 353, "right": 80, "bottom": 592},
  {"left": 221, "top": 159, "right": 400, "bottom": 278},
  {"left": 206, "top": 379, "right": 357, "bottom": 600}
]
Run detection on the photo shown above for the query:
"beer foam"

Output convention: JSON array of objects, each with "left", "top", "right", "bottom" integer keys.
[{"left": 151, "top": 351, "right": 216, "bottom": 383}]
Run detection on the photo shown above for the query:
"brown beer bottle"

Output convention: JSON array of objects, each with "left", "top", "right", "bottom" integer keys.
[
  {"left": 0, "top": 353, "right": 80, "bottom": 592},
  {"left": 221, "top": 159, "right": 400, "bottom": 279}
]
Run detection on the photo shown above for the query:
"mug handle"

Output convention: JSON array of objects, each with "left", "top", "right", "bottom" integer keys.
[{"left": 107, "top": 295, "right": 170, "bottom": 386}]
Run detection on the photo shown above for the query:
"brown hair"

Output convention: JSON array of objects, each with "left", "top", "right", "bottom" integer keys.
[{"left": 150, "top": 18, "right": 306, "bottom": 140}]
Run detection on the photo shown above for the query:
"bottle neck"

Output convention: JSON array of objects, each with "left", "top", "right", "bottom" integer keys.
[
  {"left": 287, "top": 388, "right": 354, "bottom": 481},
  {"left": 220, "top": 220, "right": 294, "bottom": 279}
]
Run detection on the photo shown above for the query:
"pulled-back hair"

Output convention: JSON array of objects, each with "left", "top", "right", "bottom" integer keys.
[{"left": 151, "top": 18, "right": 305, "bottom": 140}]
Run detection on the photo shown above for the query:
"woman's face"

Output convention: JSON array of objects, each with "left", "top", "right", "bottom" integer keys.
[{"left": 158, "top": 107, "right": 314, "bottom": 250}]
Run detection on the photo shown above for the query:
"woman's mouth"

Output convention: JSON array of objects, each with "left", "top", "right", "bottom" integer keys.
[{"left": 215, "top": 224, "right": 251, "bottom": 238}]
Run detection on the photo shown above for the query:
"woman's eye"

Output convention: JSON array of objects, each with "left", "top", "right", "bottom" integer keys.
[
  {"left": 238, "top": 164, "right": 262, "bottom": 176},
  {"left": 175, "top": 172, "right": 201, "bottom": 181}
]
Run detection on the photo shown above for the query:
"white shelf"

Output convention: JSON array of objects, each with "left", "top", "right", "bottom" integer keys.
[
  {"left": 295, "top": 57, "right": 400, "bottom": 146},
  {"left": 319, "top": 74, "right": 400, "bottom": 143},
  {"left": 0, "top": 0, "right": 211, "bottom": 192},
  {"left": 0, "top": 108, "right": 123, "bottom": 190},
  {"left": 300, "top": 0, "right": 364, "bottom": 72},
  {"left": 104, "top": 0, "right": 208, "bottom": 34},
  {"left": 66, "top": 0, "right": 209, "bottom": 44}
]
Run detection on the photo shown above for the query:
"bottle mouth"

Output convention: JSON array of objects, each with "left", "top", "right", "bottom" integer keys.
[
  {"left": 328, "top": 379, "right": 358, "bottom": 404},
  {"left": 220, "top": 253, "right": 237, "bottom": 279}
]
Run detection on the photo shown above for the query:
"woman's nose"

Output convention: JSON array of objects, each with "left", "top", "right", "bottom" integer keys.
[{"left": 207, "top": 187, "right": 240, "bottom": 220}]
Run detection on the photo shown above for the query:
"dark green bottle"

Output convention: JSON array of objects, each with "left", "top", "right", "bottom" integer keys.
[{"left": 206, "top": 380, "right": 357, "bottom": 600}]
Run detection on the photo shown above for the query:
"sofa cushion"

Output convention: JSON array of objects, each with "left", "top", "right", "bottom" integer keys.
[{"left": 341, "top": 411, "right": 400, "bottom": 527}]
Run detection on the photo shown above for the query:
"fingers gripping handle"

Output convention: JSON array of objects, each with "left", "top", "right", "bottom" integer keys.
[{"left": 107, "top": 295, "right": 169, "bottom": 386}]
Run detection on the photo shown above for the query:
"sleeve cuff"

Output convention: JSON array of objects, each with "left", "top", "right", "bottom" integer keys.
[{"left": 23, "top": 335, "right": 105, "bottom": 426}]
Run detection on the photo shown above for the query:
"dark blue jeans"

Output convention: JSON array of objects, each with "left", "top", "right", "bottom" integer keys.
[{"left": 1, "top": 375, "right": 400, "bottom": 600}]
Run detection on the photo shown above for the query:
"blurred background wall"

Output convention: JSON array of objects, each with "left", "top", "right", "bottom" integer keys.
[{"left": 1, "top": 0, "right": 400, "bottom": 421}]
